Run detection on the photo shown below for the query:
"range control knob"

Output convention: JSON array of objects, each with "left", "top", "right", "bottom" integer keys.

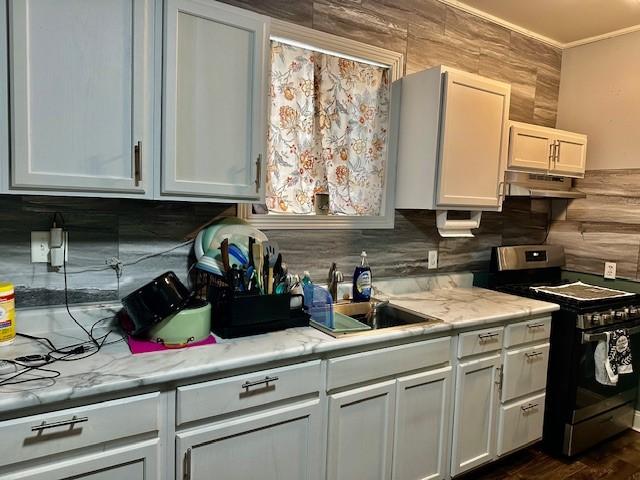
[
  {"left": 615, "top": 310, "right": 628, "bottom": 320},
  {"left": 630, "top": 307, "right": 639, "bottom": 316},
  {"left": 602, "top": 313, "right": 613, "bottom": 323},
  {"left": 592, "top": 314, "right": 602, "bottom": 326}
]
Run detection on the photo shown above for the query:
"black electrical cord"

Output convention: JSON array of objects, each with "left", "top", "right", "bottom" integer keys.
[{"left": 0, "top": 212, "right": 124, "bottom": 388}]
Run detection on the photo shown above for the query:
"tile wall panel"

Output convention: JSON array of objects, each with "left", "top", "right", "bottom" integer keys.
[
  {"left": 1, "top": 1, "right": 565, "bottom": 307},
  {"left": 547, "top": 169, "right": 640, "bottom": 281}
]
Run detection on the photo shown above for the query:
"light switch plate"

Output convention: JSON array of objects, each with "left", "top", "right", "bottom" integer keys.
[
  {"left": 428, "top": 250, "right": 438, "bottom": 269},
  {"left": 604, "top": 262, "right": 617, "bottom": 280},
  {"left": 31, "top": 231, "right": 69, "bottom": 264}
]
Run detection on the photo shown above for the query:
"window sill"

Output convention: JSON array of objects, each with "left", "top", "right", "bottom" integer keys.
[{"left": 237, "top": 204, "right": 395, "bottom": 229}]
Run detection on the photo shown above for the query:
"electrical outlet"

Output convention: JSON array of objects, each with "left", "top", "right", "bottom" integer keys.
[
  {"left": 428, "top": 250, "right": 438, "bottom": 269},
  {"left": 604, "top": 262, "right": 617, "bottom": 280},
  {"left": 30, "top": 231, "right": 68, "bottom": 264}
]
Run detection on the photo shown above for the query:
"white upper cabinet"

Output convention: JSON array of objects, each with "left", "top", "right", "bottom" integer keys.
[
  {"left": 8, "top": 0, "right": 154, "bottom": 195},
  {"left": 0, "top": 0, "right": 7, "bottom": 193},
  {"left": 508, "top": 121, "right": 587, "bottom": 178},
  {"left": 162, "top": 0, "right": 268, "bottom": 201},
  {"left": 394, "top": 66, "right": 510, "bottom": 212}
]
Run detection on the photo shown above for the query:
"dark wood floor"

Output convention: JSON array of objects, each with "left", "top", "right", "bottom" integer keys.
[{"left": 461, "top": 430, "right": 640, "bottom": 479}]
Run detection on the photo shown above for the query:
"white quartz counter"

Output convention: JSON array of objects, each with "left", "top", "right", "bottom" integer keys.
[{"left": 0, "top": 274, "right": 558, "bottom": 415}]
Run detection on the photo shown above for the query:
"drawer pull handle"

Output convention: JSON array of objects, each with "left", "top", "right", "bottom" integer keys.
[
  {"left": 478, "top": 332, "right": 500, "bottom": 342},
  {"left": 521, "top": 403, "right": 539, "bottom": 412},
  {"left": 31, "top": 415, "right": 88, "bottom": 432},
  {"left": 527, "top": 323, "right": 545, "bottom": 329},
  {"left": 525, "top": 351, "right": 543, "bottom": 359},
  {"left": 241, "top": 375, "right": 279, "bottom": 392}
]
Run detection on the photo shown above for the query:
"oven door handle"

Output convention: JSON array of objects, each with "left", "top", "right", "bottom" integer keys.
[{"left": 582, "top": 324, "right": 640, "bottom": 344}]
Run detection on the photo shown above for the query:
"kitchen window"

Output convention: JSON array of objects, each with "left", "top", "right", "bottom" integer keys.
[{"left": 238, "top": 20, "right": 404, "bottom": 229}]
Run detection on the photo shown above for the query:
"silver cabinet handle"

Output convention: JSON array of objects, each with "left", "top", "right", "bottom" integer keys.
[
  {"left": 478, "top": 332, "right": 500, "bottom": 341},
  {"left": 554, "top": 140, "right": 561, "bottom": 163},
  {"left": 255, "top": 154, "right": 262, "bottom": 193},
  {"left": 495, "top": 366, "right": 503, "bottom": 389},
  {"left": 525, "top": 351, "right": 543, "bottom": 359},
  {"left": 548, "top": 142, "right": 555, "bottom": 164},
  {"left": 527, "top": 323, "right": 545, "bottom": 329},
  {"left": 31, "top": 415, "right": 88, "bottom": 432},
  {"left": 521, "top": 403, "right": 538, "bottom": 412},
  {"left": 183, "top": 448, "right": 192, "bottom": 480},
  {"left": 134, "top": 141, "right": 142, "bottom": 186},
  {"left": 242, "top": 375, "right": 278, "bottom": 392}
]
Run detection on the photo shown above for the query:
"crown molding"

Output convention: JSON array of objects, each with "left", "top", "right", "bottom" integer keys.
[
  {"left": 436, "top": 0, "right": 640, "bottom": 50},
  {"left": 562, "top": 23, "right": 640, "bottom": 49},
  {"left": 434, "top": 0, "right": 563, "bottom": 48}
]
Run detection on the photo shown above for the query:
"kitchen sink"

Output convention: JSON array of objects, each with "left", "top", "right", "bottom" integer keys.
[{"left": 312, "top": 301, "right": 443, "bottom": 337}]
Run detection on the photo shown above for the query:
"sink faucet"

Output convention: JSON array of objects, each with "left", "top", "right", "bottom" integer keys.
[{"left": 327, "top": 263, "right": 344, "bottom": 303}]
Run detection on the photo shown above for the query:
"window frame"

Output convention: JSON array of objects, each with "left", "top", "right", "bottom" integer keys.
[{"left": 237, "top": 19, "right": 405, "bottom": 230}]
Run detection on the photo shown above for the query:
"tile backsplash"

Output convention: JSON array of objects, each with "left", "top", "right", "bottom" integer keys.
[
  {"left": 1, "top": 195, "right": 548, "bottom": 308},
  {"left": 547, "top": 169, "right": 640, "bottom": 282}
]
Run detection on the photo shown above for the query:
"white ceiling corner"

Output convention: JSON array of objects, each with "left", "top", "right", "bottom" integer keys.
[{"left": 437, "top": 0, "right": 640, "bottom": 49}]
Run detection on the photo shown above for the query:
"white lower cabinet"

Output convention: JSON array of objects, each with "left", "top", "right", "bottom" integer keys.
[
  {"left": 497, "top": 393, "right": 546, "bottom": 456},
  {"left": 176, "top": 399, "right": 322, "bottom": 480},
  {"left": 393, "top": 367, "right": 452, "bottom": 480},
  {"left": 327, "top": 380, "right": 396, "bottom": 480},
  {"left": 2, "top": 439, "right": 159, "bottom": 480},
  {"left": 450, "top": 354, "right": 502, "bottom": 477}
]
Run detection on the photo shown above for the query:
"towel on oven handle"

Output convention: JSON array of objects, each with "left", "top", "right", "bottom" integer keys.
[{"left": 595, "top": 329, "right": 633, "bottom": 386}]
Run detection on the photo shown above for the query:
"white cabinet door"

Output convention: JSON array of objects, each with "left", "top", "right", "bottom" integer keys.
[
  {"left": 551, "top": 131, "right": 587, "bottom": 177},
  {"left": 0, "top": 0, "right": 7, "bottom": 193},
  {"left": 450, "top": 354, "right": 502, "bottom": 477},
  {"left": 9, "top": 0, "right": 154, "bottom": 195},
  {"left": 497, "top": 393, "right": 546, "bottom": 456},
  {"left": 508, "top": 123, "right": 553, "bottom": 172},
  {"left": 327, "top": 380, "right": 396, "bottom": 480},
  {"left": 437, "top": 70, "right": 510, "bottom": 209},
  {"left": 176, "top": 399, "right": 322, "bottom": 480},
  {"left": 393, "top": 367, "right": 452, "bottom": 480},
  {"left": 162, "top": 0, "right": 268, "bottom": 200},
  {"left": 2, "top": 439, "right": 159, "bottom": 480}
]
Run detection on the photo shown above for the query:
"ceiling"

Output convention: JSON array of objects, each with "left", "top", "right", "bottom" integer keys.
[{"left": 453, "top": 0, "right": 640, "bottom": 46}]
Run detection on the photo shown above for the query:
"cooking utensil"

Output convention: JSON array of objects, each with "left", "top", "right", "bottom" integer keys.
[
  {"left": 263, "top": 241, "right": 279, "bottom": 294},
  {"left": 220, "top": 238, "right": 230, "bottom": 273},
  {"left": 248, "top": 236, "right": 256, "bottom": 267},
  {"left": 252, "top": 243, "right": 264, "bottom": 294},
  {"left": 264, "top": 253, "right": 270, "bottom": 294},
  {"left": 121, "top": 271, "right": 192, "bottom": 336}
]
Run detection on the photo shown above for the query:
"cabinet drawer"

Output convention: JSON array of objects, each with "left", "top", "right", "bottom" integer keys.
[
  {"left": 176, "top": 360, "right": 322, "bottom": 425},
  {"left": 502, "top": 343, "right": 550, "bottom": 402},
  {"left": 457, "top": 327, "right": 504, "bottom": 359},
  {"left": 327, "top": 337, "right": 451, "bottom": 391},
  {"left": 0, "top": 392, "right": 160, "bottom": 468},
  {"left": 504, "top": 317, "right": 551, "bottom": 348},
  {"left": 497, "top": 393, "right": 545, "bottom": 456}
]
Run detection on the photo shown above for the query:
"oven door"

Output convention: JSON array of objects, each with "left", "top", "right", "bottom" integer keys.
[{"left": 573, "top": 319, "right": 640, "bottom": 423}]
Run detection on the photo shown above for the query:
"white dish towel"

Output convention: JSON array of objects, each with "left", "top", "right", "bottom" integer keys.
[{"left": 595, "top": 329, "right": 633, "bottom": 386}]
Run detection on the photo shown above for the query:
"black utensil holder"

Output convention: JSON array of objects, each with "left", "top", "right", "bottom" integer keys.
[{"left": 194, "top": 270, "right": 308, "bottom": 338}]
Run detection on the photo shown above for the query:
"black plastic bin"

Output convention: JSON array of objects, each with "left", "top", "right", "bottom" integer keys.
[{"left": 194, "top": 270, "right": 308, "bottom": 338}]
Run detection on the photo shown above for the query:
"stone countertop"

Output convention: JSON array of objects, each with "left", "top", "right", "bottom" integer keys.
[
  {"left": 0, "top": 276, "right": 559, "bottom": 415},
  {"left": 381, "top": 287, "right": 559, "bottom": 329}
]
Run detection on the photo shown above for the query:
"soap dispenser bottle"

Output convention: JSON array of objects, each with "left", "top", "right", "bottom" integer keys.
[{"left": 352, "top": 251, "right": 372, "bottom": 303}]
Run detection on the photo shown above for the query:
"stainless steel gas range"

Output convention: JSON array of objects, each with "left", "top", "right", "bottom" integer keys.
[{"left": 488, "top": 244, "right": 640, "bottom": 456}]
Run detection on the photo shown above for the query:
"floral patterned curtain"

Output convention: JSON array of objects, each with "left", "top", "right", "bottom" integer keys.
[{"left": 267, "top": 40, "right": 390, "bottom": 215}]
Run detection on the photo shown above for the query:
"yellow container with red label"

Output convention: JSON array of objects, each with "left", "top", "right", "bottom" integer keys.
[{"left": 0, "top": 283, "right": 16, "bottom": 345}]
